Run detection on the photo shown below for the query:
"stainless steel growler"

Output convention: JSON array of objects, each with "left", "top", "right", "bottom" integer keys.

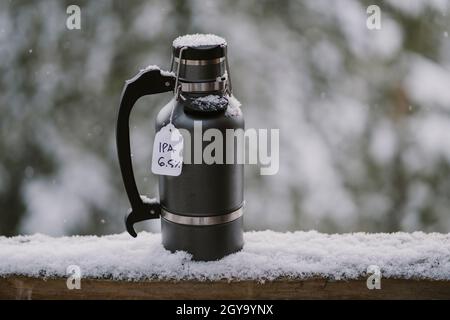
[{"left": 116, "top": 34, "right": 244, "bottom": 261}]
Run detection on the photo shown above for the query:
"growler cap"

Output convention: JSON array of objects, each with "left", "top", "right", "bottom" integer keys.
[{"left": 172, "top": 34, "right": 227, "bottom": 60}]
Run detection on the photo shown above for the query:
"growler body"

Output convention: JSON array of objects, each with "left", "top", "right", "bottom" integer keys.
[{"left": 157, "top": 97, "right": 244, "bottom": 260}]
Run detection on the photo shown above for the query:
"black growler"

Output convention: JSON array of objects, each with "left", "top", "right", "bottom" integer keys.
[{"left": 116, "top": 34, "right": 244, "bottom": 261}]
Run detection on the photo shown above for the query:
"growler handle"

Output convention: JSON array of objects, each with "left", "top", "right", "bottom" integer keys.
[{"left": 116, "top": 67, "right": 175, "bottom": 237}]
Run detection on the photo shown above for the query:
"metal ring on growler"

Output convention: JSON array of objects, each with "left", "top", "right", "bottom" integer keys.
[{"left": 116, "top": 34, "right": 244, "bottom": 261}]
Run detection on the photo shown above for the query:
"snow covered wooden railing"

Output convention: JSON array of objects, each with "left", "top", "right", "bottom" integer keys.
[{"left": 0, "top": 231, "right": 449, "bottom": 299}]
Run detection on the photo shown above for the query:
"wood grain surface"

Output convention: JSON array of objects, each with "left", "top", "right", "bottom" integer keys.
[{"left": 0, "top": 276, "right": 449, "bottom": 300}]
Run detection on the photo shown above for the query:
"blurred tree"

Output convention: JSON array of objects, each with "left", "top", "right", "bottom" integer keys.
[{"left": 0, "top": 0, "right": 449, "bottom": 236}]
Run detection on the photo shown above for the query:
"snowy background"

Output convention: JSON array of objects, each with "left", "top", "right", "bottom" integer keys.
[{"left": 1, "top": 0, "right": 450, "bottom": 237}]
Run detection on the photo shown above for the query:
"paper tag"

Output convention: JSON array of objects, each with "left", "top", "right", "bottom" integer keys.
[{"left": 151, "top": 124, "right": 183, "bottom": 176}]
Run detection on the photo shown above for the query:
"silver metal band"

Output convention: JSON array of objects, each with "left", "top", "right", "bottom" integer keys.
[
  {"left": 174, "top": 57, "right": 225, "bottom": 66},
  {"left": 180, "top": 80, "right": 226, "bottom": 93},
  {"left": 161, "top": 208, "right": 243, "bottom": 226}
]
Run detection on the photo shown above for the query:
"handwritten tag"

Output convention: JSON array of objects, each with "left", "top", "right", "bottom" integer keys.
[{"left": 151, "top": 124, "right": 183, "bottom": 176}]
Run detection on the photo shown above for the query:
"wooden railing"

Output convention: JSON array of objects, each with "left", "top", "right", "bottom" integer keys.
[{"left": 1, "top": 276, "right": 449, "bottom": 299}]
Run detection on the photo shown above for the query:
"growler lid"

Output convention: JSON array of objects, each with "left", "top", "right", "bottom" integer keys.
[
  {"left": 172, "top": 34, "right": 227, "bottom": 60},
  {"left": 172, "top": 34, "right": 228, "bottom": 84}
]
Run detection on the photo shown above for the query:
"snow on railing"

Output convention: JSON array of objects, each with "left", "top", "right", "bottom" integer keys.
[{"left": 0, "top": 231, "right": 449, "bottom": 281}]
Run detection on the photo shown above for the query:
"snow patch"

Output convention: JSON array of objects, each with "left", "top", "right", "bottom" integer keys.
[
  {"left": 173, "top": 34, "right": 226, "bottom": 48},
  {"left": 225, "top": 95, "right": 242, "bottom": 117},
  {"left": 141, "top": 65, "right": 175, "bottom": 77},
  {"left": 0, "top": 231, "right": 448, "bottom": 281},
  {"left": 140, "top": 195, "right": 156, "bottom": 204},
  {"left": 191, "top": 95, "right": 228, "bottom": 112}
]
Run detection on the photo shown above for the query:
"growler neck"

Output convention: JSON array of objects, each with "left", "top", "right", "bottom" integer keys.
[
  {"left": 182, "top": 91, "right": 227, "bottom": 99},
  {"left": 178, "top": 76, "right": 228, "bottom": 94}
]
